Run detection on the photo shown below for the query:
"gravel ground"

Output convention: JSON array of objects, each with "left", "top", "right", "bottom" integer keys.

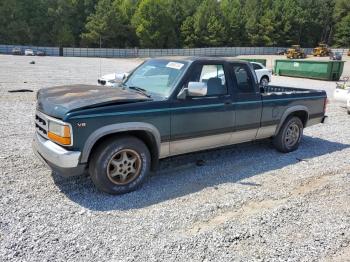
[{"left": 0, "top": 55, "right": 350, "bottom": 261}]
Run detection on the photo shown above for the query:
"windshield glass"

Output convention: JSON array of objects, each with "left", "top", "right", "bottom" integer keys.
[{"left": 123, "top": 60, "right": 188, "bottom": 97}]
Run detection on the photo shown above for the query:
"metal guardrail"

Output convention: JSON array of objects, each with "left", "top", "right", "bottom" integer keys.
[{"left": 0, "top": 44, "right": 348, "bottom": 58}]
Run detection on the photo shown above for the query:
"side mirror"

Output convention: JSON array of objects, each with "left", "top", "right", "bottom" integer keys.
[{"left": 188, "top": 82, "right": 207, "bottom": 97}]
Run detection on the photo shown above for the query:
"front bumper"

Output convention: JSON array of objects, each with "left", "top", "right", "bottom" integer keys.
[{"left": 32, "top": 132, "right": 86, "bottom": 176}]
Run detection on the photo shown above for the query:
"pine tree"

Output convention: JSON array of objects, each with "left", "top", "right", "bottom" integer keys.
[{"left": 131, "top": 0, "right": 177, "bottom": 48}]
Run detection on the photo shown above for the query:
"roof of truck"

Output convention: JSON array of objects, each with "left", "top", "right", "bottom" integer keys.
[{"left": 151, "top": 57, "right": 249, "bottom": 64}]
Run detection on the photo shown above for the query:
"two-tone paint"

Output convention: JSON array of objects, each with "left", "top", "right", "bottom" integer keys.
[{"left": 33, "top": 58, "right": 327, "bottom": 176}]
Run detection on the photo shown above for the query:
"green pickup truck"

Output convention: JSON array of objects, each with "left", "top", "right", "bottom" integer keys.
[{"left": 33, "top": 58, "right": 328, "bottom": 194}]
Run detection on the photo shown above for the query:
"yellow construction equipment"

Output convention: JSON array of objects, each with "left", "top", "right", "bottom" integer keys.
[
  {"left": 286, "top": 45, "right": 307, "bottom": 59},
  {"left": 312, "top": 43, "right": 331, "bottom": 57}
]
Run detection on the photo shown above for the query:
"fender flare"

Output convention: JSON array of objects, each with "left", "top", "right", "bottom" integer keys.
[
  {"left": 80, "top": 122, "right": 161, "bottom": 163},
  {"left": 274, "top": 106, "right": 309, "bottom": 136}
]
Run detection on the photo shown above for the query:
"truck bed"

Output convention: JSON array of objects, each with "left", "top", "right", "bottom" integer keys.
[{"left": 262, "top": 85, "right": 325, "bottom": 96}]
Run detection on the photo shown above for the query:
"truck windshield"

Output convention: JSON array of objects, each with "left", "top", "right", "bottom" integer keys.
[{"left": 123, "top": 60, "right": 188, "bottom": 97}]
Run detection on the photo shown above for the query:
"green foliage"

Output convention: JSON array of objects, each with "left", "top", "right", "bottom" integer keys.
[
  {"left": 81, "top": 0, "right": 137, "bottom": 47},
  {"left": 0, "top": 0, "right": 348, "bottom": 48},
  {"left": 220, "top": 0, "right": 247, "bottom": 46},
  {"left": 334, "top": 14, "right": 350, "bottom": 47},
  {"left": 131, "top": 0, "right": 177, "bottom": 48},
  {"left": 333, "top": 0, "right": 350, "bottom": 47},
  {"left": 181, "top": 0, "right": 226, "bottom": 47}
]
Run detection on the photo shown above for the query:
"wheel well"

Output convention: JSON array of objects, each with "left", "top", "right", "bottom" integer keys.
[
  {"left": 288, "top": 110, "right": 308, "bottom": 127},
  {"left": 261, "top": 75, "right": 269, "bottom": 82},
  {"left": 88, "top": 131, "right": 159, "bottom": 171}
]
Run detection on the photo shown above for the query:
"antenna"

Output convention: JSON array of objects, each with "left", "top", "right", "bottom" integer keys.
[{"left": 99, "top": 35, "right": 102, "bottom": 78}]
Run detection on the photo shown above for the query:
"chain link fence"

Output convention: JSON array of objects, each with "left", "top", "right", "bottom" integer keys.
[
  {"left": 64, "top": 46, "right": 310, "bottom": 57},
  {"left": 1, "top": 44, "right": 348, "bottom": 58}
]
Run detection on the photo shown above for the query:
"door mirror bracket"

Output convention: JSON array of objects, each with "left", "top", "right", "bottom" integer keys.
[{"left": 177, "top": 88, "right": 188, "bottom": 100}]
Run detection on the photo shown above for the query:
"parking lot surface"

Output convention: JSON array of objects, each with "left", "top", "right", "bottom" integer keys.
[{"left": 0, "top": 55, "right": 349, "bottom": 261}]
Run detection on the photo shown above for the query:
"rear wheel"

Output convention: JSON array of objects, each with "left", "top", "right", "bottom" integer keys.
[
  {"left": 89, "top": 136, "right": 151, "bottom": 194},
  {"left": 273, "top": 116, "right": 303, "bottom": 153}
]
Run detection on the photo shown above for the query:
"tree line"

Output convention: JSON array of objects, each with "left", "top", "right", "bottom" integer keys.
[{"left": 0, "top": 0, "right": 349, "bottom": 48}]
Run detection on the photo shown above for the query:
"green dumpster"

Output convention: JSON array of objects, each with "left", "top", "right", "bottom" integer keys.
[
  {"left": 274, "top": 59, "right": 345, "bottom": 81},
  {"left": 239, "top": 58, "right": 267, "bottom": 66}
]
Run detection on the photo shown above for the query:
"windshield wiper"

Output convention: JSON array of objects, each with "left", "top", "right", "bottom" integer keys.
[{"left": 127, "top": 86, "right": 151, "bottom": 98}]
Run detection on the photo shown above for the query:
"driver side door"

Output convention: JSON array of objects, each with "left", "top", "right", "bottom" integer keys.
[{"left": 169, "top": 61, "right": 235, "bottom": 156}]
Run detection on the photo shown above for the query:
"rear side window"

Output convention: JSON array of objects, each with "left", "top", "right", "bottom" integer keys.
[{"left": 232, "top": 65, "right": 254, "bottom": 93}]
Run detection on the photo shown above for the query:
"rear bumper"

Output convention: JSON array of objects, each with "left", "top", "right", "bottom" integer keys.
[
  {"left": 306, "top": 115, "right": 328, "bottom": 127},
  {"left": 32, "top": 132, "right": 86, "bottom": 176},
  {"left": 321, "top": 116, "right": 328, "bottom": 124}
]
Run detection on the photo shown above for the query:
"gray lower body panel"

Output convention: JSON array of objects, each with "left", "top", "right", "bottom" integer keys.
[
  {"left": 160, "top": 125, "right": 277, "bottom": 158},
  {"left": 32, "top": 132, "right": 86, "bottom": 177}
]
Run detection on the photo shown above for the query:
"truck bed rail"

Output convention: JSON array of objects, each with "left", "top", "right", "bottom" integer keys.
[{"left": 262, "top": 85, "right": 324, "bottom": 95}]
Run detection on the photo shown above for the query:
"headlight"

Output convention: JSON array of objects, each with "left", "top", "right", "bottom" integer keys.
[{"left": 48, "top": 120, "right": 72, "bottom": 146}]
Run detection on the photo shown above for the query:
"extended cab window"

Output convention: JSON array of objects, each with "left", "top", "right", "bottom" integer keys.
[
  {"left": 188, "top": 64, "right": 227, "bottom": 96},
  {"left": 232, "top": 65, "right": 254, "bottom": 93}
]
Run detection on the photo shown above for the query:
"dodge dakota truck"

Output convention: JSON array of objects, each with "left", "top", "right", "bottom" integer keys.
[{"left": 32, "top": 58, "right": 328, "bottom": 194}]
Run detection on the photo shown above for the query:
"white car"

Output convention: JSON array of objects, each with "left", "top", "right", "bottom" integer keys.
[
  {"left": 333, "top": 78, "right": 350, "bottom": 114},
  {"left": 99, "top": 62, "right": 272, "bottom": 88},
  {"left": 251, "top": 62, "right": 272, "bottom": 86},
  {"left": 334, "top": 88, "right": 350, "bottom": 103},
  {"left": 24, "top": 49, "right": 34, "bottom": 56},
  {"left": 334, "top": 89, "right": 350, "bottom": 114},
  {"left": 97, "top": 72, "right": 129, "bottom": 87}
]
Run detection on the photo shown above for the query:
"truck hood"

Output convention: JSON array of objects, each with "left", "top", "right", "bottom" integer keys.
[{"left": 36, "top": 84, "right": 151, "bottom": 119}]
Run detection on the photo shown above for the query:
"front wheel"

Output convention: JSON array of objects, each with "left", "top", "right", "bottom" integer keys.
[
  {"left": 89, "top": 136, "right": 151, "bottom": 194},
  {"left": 273, "top": 116, "right": 303, "bottom": 153}
]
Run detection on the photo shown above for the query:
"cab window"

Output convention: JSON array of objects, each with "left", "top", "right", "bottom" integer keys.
[
  {"left": 232, "top": 65, "right": 254, "bottom": 93},
  {"left": 187, "top": 64, "right": 227, "bottom": 96}
]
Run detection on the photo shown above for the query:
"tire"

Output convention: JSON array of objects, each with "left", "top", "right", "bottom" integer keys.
[
  {"left": 260, "top": 76, "right": 269, "bottom": 87},
  {"left": 89, "top": 136, "right": 151, "bottom": 195},
  {"left": 273, "top": 116, "right": 303, "bottom": 153},
  {"left": 347, "top": 110, "right": 350, "bottom": 115}
]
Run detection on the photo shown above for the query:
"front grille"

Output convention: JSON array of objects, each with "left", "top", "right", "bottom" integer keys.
[{"left": 35, "top": 111, "right": 49, "bottom": 139}]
